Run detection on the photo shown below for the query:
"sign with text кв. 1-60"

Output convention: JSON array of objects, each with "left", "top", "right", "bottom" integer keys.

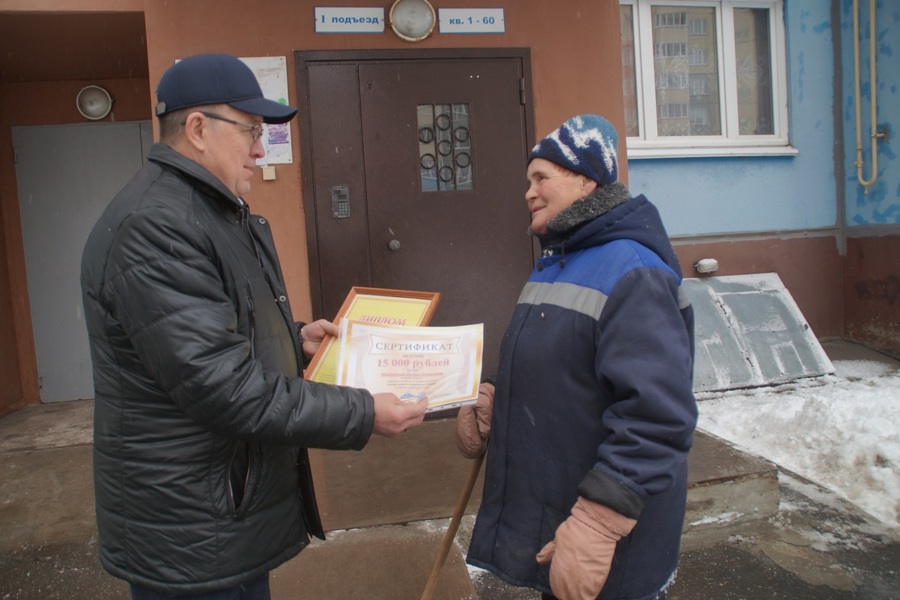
[{"left": 439, "top": 9, "right": 505, "bottom": 34}]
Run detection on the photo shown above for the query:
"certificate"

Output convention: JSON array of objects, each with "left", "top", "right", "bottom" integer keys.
[
  {"left": 335, "top": 320, "right": 483, "bottom": 413},
  {"left": 305, "top": 287, "right": 440, "bottom": 384}
]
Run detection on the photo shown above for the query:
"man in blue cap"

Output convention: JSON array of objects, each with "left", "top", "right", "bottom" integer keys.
[{"left": 81, "top": 53, "right": 427, "bottom": 599}]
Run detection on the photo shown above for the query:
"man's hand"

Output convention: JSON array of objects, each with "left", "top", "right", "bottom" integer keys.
[
  {"left": 299, "top": 319, "right": 339, "bottom": 358},
  {"left": 535, "top": 498, "right": 637, "bottom": 600},
  {"left": 455, "top": 382, "right": 494, "bottom": 459},
  {"left": 372, "top": 393, "right": 427, "bottom": 437}
]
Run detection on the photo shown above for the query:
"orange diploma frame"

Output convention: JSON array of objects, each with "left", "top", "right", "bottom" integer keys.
[{"left": 305, "top": 287, "right": 440, "bottom": 385}]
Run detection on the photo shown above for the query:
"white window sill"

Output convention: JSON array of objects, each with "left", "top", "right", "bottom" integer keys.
[{"left": 626, "top": 143, "right": 800, "bottom": 159}]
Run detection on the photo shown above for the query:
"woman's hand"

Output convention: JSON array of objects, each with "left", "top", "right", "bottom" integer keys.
[{"left": 455, "top": 382, "right": 495, "bottom": 458}]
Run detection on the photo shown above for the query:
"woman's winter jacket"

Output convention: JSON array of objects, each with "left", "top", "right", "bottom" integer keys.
[
  {"left": 466, "top": 185, "right": 698, "bottom": 599},
  {"left": 81, "top": 143, "right": 375, "bottom": 594}
]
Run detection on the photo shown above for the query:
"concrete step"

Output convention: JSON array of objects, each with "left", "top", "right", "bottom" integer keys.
[
  {"left": 684, "top": 430, "right": 779, "bottom": 542},
  {"left": 0, "top": 403, "right": 777, "bottom": 599},
  {"left": 269, "top": 429, "right": 778, "bottom": 600},
  {"left": 0, "top": 406, "right": 776, "bottom": 549}
]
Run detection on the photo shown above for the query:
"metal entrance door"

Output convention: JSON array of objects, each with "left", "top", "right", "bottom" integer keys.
[
  {"left": 298, "top": 51, "right": 535, "bottom": 376},
  {"left": 13, "top": 122, "right": 151, "bottom": 402}
]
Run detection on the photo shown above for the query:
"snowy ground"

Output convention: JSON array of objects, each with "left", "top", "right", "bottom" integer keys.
[
  {"left": 698, "top": 357, "right": 900, "bottom": 529},
  {"left": 465, "top": 352, "right": 900, "bottom": 598}
]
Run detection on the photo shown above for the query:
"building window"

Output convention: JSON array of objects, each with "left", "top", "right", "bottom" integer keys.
[
  {"left": 689, "top": 47, "right": 709, "bottom": 66},
  {"left": 660, "top": 103, "right": 689, "bottom": 119},
  {"left": 690, "top": 105, "right": 711, "bottom": 126},
  {"left": 655, "top": 41, "right": 688, "bottom": 58},
  {"left": 655, "top": 11, "right": 687, "bottom": 27},
  {"left": 690, "top": 75, "right": 710, "bottom": 96},
  {"left": 656, "top": 72, "right": 688, "bottom": 89},
  {"left": 689, "top": 18, "right": 708, "bottom": 35},
  {"left": 620, "top": 0, "right": 792, "bottom": 158}
]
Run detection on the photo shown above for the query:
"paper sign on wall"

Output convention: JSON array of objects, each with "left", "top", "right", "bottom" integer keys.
[{"left": 240, "top": 56, "right": 293, "bottom": 165}]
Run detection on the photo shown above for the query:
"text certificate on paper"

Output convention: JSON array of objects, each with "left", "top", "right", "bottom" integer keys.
[{"left": 335, "top": 321, "right": 483, "bottom": 413}]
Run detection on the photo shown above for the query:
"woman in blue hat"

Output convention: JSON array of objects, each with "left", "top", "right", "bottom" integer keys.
[{"left": 457, "top": 114, "right": 698, "bottom": 600}]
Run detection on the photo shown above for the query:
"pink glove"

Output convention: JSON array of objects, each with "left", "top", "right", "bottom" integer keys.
[
  {"left": 535, "top": 497, "right": 637, "bottom": 600},
  {"left": 455, "top": 382, "right": 494, "bottom": 459}
]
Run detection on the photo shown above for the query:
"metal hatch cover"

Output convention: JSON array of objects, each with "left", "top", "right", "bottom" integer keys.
[{"left": 683, "top": 273, "right": 835, "bottom": 393}]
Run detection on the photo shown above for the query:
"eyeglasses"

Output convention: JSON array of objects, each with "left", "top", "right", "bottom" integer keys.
[{"left": 199, "top": 111, "right": 265, "bottom": 142}]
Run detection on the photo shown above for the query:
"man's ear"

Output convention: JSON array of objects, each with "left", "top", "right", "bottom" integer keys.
[
  {"left": 181, "top": 111, "right": 209, "bottom": 152},
  {"left": 582, "top": 177, "right": 598, "bottom": 194}
]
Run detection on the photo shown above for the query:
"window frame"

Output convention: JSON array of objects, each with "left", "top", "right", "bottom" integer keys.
[{"left": 622, "top": 0, "right": 796, "bottom": 158}]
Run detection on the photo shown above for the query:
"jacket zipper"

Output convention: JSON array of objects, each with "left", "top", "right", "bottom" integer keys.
[
  {"left": 240, "top": 203, "right": 277, "bottom": 298},
  {"left": 245, "top": 285, "right": 257, "bottom": 361}
]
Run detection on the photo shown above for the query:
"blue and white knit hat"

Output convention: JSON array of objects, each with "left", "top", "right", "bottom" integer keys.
[{"left": 528, "top": 114, "right": 619, "bottom": 186}]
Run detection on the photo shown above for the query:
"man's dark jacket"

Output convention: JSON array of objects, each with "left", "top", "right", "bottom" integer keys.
[
  {"left": 81, "top": 143, "right": 374, "bottom": 594},
  {"left": 467, "top": 187, "right": 697, "bottom": 599}
]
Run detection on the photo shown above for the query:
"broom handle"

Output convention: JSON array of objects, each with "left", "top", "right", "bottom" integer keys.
[{"left": 420, "top": 453, "right": 485, "bottom": 600}]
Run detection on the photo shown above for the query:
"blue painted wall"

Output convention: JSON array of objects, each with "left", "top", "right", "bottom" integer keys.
[
  {"left": 841, "top": 0, "right": 899, "bottom": 226},
  {"left": 626, "top": 0, "right": 899, "bottom": 237}
]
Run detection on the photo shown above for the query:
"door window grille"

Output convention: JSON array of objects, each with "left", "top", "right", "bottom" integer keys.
[{"left": 417, "top": 103, "right": 473, "bottom": 192}]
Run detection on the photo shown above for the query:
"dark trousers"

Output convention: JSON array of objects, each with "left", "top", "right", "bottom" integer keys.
[{"left": 130, "top": 574, "right": 270, "bottom": 600}]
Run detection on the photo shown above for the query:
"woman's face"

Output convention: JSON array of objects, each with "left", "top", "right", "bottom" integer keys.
[{"left": 525, "top": 158, "right": 597, "bottom": 235}]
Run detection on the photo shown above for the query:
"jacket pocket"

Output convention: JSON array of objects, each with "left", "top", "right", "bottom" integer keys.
[
  {"left": 538, "top": 503, "right": 568, "bottom": 583},
  {"left": 226, "top": 441, "right": 259, "bottom": 520},
  {"left": 541, "top": 502, "right": 568, "bottom": 546}
]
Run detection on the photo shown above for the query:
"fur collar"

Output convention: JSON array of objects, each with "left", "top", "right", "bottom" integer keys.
[{"left": 530, "top": 182, "right": 632, "bottom": 240}]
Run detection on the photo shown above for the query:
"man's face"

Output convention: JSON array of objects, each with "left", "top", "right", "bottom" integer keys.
[
  {"left": 525, "top": 158, "right": 596, "bottom": 235},
  {"left": 197, "top": 107, "right": 266, "bottom": 198}
]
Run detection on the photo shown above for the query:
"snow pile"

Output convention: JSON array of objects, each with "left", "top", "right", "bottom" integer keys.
[{"left": 698, "top": 359, "right": 900, "bottom": 528}]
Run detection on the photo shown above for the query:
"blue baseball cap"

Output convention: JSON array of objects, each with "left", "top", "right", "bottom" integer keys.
[{"left": 155, "top": 53, "right": 297, "bottom": 124}]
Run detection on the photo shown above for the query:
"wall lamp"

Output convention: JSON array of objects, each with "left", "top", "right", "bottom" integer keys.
[
  {"left": 694, "top": 258, "right": 719, "bottom": 274},
  {"left": 76, "top": 85, "right": 113, "bottom": 120}
]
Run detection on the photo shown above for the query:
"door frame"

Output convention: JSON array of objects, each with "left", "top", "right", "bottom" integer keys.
[{"left": 294, "top": 48, "right": 536, "bottom": 319}]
